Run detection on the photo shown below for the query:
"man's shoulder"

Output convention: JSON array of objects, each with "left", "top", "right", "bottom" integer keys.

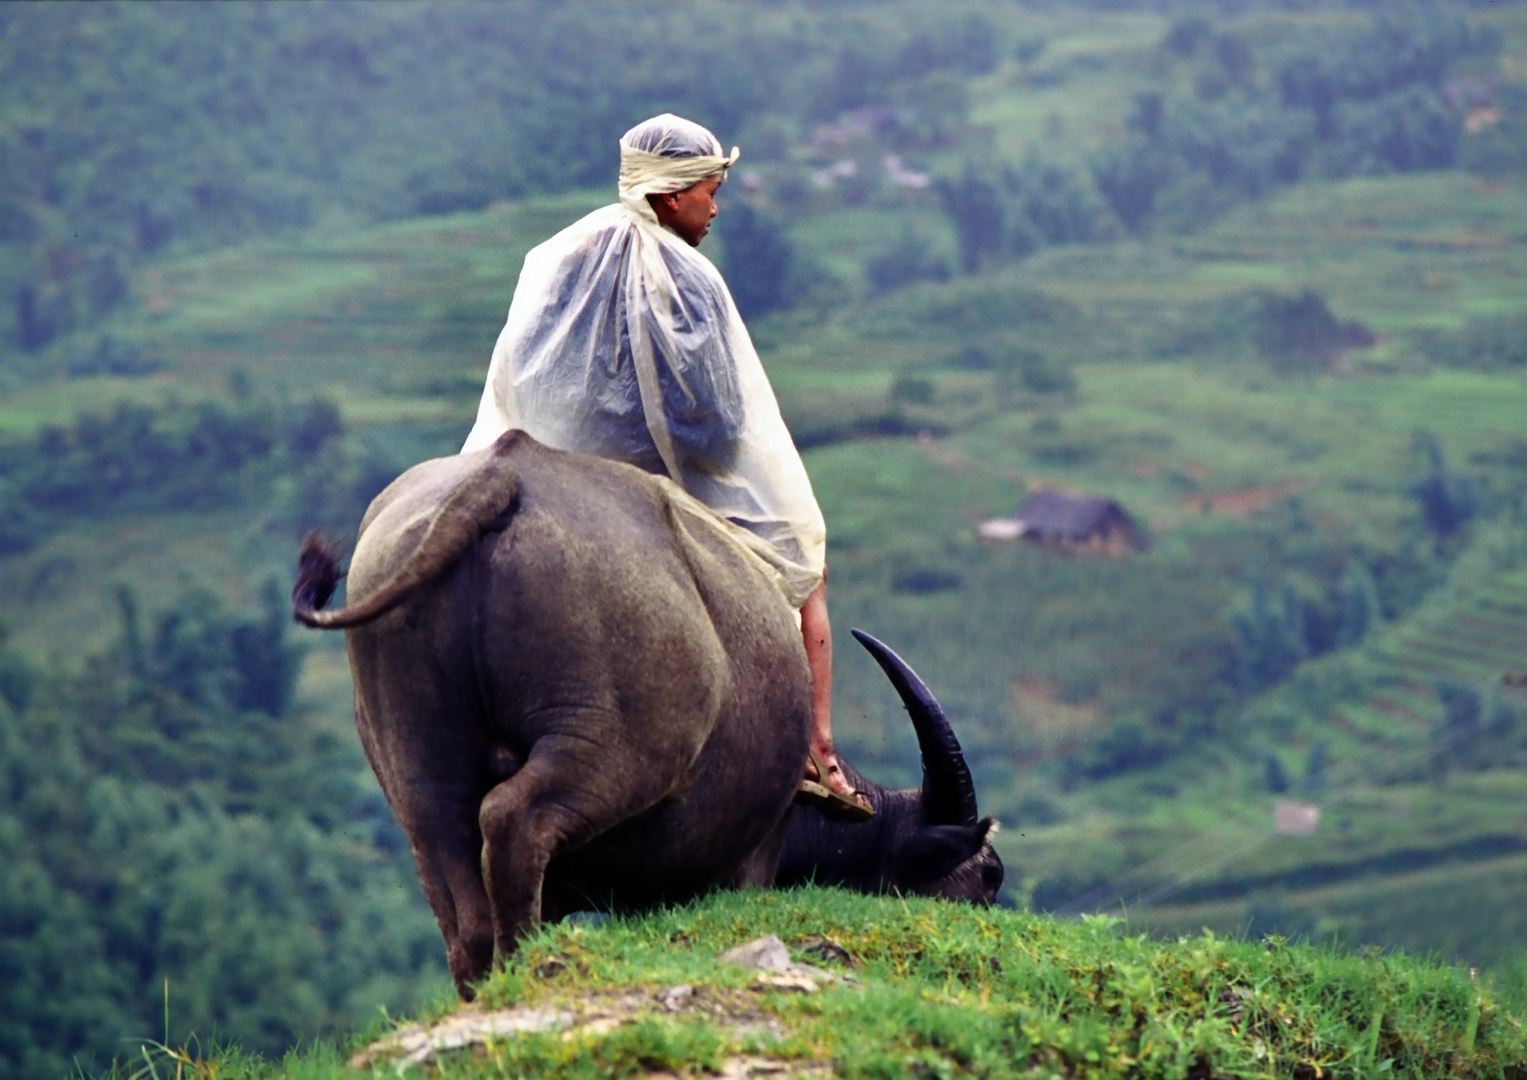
[
  {"left": 527, "top": 204, "right": 629, "bottom": 261},
  {"left": 657, "top": 235, "right": 731, "bottom": 304}
]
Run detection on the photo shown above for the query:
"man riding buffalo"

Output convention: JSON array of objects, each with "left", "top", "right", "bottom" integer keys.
[
  {"left": 293, "top": 117, "right": 1004, "bottom": 991},
  {"left": 461, "top": 113, "right": 870, "bottom": 819}
]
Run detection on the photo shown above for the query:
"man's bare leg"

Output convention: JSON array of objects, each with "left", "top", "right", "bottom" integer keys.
[{"left": 800, "top": 573, "right": 866, "bottom": 806}]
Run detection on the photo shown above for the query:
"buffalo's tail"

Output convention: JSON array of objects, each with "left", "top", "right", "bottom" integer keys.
[
  {"left": 291, "top": 429, "right": 527, "bottom": 631},
  {"left": 292, "top": 532, "right": 347, "bottom": 628}
]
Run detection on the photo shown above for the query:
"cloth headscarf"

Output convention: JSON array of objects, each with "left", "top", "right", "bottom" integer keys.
[
  {"left": 462, "top": 114, "right": 825, "bottom": 607},
  {"left": 617, "top": 113, "right": 740, "bottom": 223}
]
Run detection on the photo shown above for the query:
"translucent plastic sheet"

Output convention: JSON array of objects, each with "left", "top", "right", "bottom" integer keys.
[{"left": 463, "top": 115, "right": 825, "bottom": 607}]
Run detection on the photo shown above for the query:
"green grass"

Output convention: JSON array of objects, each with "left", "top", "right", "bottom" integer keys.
[
  {"left": 103, "top": 888, "right": 1527, "bottom": 1079},
  {"left": 0, "top": 376, "right": 198, "bottom": 434},
  {"left": 1135, "top": 848, "right": 1527, "bottom": 983},
  {"left": 94, "top": 191, "right": 608, "bottom": 410}
]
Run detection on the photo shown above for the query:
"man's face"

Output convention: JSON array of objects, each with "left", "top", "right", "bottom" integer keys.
[{"left": 656, "top": 175, "right": 722, "bottom": 246}]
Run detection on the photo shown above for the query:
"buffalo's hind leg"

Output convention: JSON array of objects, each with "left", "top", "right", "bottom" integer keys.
[
  {"left": 404, "top": 794, "right": 496, "bottom": 998},
  {"left": 477, "top": 730, "right": 676, "bottom": 961},
  {"left": 352, "top": 693, "right": 496, "bottom": 999}
]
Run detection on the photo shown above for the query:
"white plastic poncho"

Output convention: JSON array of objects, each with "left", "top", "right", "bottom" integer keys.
[{"left": 462, "top": 114, "right": 826, "bottom": 607}]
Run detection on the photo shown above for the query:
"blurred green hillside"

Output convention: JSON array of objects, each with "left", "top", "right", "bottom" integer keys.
[{"left": 4, "top": 1, "right": 1527, "bottom": 1077}]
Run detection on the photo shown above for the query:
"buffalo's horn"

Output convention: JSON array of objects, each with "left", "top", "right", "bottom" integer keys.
[{"left": 851, "top": 629, "right": 978, "bottom": 826}]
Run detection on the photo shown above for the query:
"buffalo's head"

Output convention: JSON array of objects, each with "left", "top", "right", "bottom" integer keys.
[{"left": 777, "top": 630, "right": 1005, "bottom": 905}]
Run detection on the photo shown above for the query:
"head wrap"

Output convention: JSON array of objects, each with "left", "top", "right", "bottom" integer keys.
[{"left": 618, "top": 114, "right": 740, "bottom": 223}]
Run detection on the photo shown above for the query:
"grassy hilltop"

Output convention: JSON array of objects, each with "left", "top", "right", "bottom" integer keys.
[
  {"left": 4, "top": 1, "right": 1527, "bottom": 1076},
  {"left": 116, "top": 889, "right": 1527, "bottom": 1080}
]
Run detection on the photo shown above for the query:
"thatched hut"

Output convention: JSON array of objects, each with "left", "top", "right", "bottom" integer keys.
[{"left": 990, "top": 490, "right": 1145, "bottom": 554}]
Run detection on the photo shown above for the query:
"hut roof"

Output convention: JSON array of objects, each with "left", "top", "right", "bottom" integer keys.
[{"left": 1015, "top": 491, "right": 1132, "bottom": 539}]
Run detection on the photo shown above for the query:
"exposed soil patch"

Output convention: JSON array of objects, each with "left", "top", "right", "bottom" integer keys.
[
  {"left": 1181, "top": 481, "right": 1305, "bottom": 519},
  {"left": 916, "top": 431, "right": 977, "bottom": 474},
  {"left": 1367, "top": 694, "right": 1431, "bottom": 728},
  {"left": 1401, "top": 229, "right": 1510, "bottom": 250},
  {"left": 1009, "top": 677, "right": 1104, "bottom": 769},
  {"left": 350, "top": 980, "right": 834, "bottom": 1074},
  {"left": 262, "top": 318, "right": 330, "bottom": 344}
]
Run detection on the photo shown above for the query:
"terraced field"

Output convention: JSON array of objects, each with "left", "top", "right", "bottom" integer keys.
[{"left": 1342, "top": 569, "right": 1527, "bottom": 741}]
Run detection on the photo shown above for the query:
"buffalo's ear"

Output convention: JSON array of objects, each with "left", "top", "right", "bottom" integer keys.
[{"left": 894, "top": 824, "right": 987, "bottom": 883}]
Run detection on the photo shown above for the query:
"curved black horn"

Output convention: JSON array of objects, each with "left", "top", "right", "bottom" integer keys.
[{"left": 851, "top": 629, "right": 978, "bottom": 826}]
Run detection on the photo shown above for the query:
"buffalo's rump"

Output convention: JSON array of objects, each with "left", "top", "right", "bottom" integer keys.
[{"left": 343, "top": 433, "right": 811, "bottom": 929}]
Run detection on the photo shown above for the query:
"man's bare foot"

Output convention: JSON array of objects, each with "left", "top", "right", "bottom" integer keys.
[
  {"left": 806, "top": 748, "right": 857, "bottom": 798},
  {"left": 800, "top": 747, "right": 874, "bottom": 820}
]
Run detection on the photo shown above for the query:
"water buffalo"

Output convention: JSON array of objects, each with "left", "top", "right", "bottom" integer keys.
[{"left": 292, "top": 429, "right": 999, "bottom": 996}]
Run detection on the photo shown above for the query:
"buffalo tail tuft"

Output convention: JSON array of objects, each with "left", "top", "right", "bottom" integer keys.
[{"left": 292, "top": 532, "right": 346, "bottom": 625}]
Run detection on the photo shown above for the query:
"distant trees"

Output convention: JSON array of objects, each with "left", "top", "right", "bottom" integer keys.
[
  {"left": 0, "top": 591, "right": 443, "bottom": 1080},
  {"left": 0, "top": 2, "right": 1021, "bottom": 352},
  {"left": 0, "top": 2, "right": 1498, "bottom": 341},
  {"left": 1255, "top": 290, "right": 1376, "bottom": 373},
  {"left": 926, "top": 8, "right": 1496, "bottom": 286},
  {"left": 1263, "top": 753, "right": 1291, "bottom": 793},
  {"left": 935, "top": 159, "right": 1105, "bottom": 275},
  {"left": 817, "top": 11, "right": 1002, "bottom": 119},
  {"left": 1409, "top": 430, "right": 1482, "bottom": 542},
  {"left": 1230, "top": 580, "right": 1313, "bottom": 695},
  {"left": 1064, "top": 719, "right": 1174, "bottom": 783},
  {"left": 1092, "top": 137, "right": 1172, "bottom": 235},
  {"left": 0, "top": 394, "right": 342, "bottom": 555},
  {"left": 1147, "top": 8, "right": 1490, "bottom": 215},
  {"left": 996, "top": 348, "right": 1076, "bottom": 397},
  {"left": 1420, "top": 313, "right": 1527, "bottom": 373},
  {"left": 1220, "top": 432, "right": 1484, "bottom": 704},
  {"left": 936, "top": 168, "right": 1007, "bottom": 274},
  {"left": 1229, "top": 558, "right": 1385, "bottom": 698},
  {"left": 1431, "top": 680, "right": 1522, "bottom": 780},
  {"left": 720, "top": 201, "right": 795, "bottom": 319},
  {"left": 1009, "top": 159, "right": 1105, "bottom": 247},
  {"left": 865, "top": 226, "right": 950, "bottom": 294}
]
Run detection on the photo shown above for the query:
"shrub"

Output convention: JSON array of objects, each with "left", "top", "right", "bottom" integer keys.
[
  {"left": 1255, "top": 290, "right": 1375, "bottom": 372},
  {"left": 66, "top": 334, "right": 162, "bottom": 377},
  {"left": 935, "top": 167, "right": 1005, "bottom": 273},
  {"left": 888, "top": 372, "right": 935, "bottom": 407},
  {"left": 1005, "top": 158, "right": 1106, "bottom": 246},
  {"left": 1408, "top": 430, "right": 1481, "bottom": 541},
  {"left": 720, "top": 201, "right": 795, "bottom": 319},
  {"left": 1091, "top": 138, "right": 1172, "bottom": 234},
  {"left": 998, "top": 348, "right": 1076, "bottom": 396},
  {"left": 865, "top": 226, "right": 950, "bottom": 295},
  {"left": 891, "top": 567, "right": 962, "bottom": 595},
  {"left": 1418, "top": 313, "right": 1527, "bottom": 372}
]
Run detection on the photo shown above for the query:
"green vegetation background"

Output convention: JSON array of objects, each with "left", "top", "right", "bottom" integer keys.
[{"left": 4, "top": 1, "right": 1527, "bottom": 1076}]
